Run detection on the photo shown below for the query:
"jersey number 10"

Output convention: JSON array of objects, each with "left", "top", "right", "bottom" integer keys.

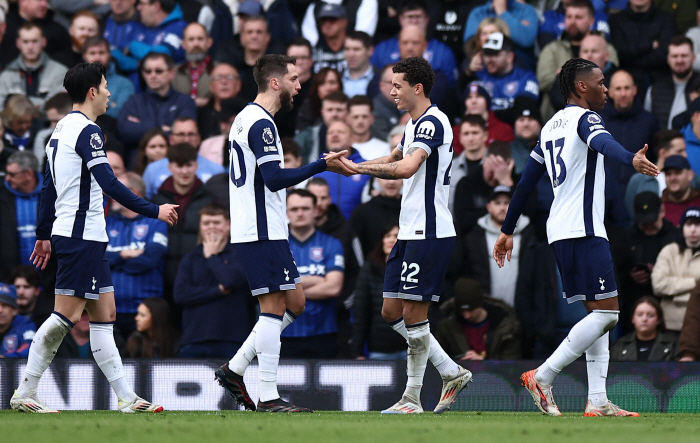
[{"left": 545, "top": 137, "right": 567, "bottom": 188}]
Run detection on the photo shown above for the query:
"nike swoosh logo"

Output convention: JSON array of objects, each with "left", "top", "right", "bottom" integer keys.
[{"left": 403, "top": 285, "right": 418, "bottom": 290}]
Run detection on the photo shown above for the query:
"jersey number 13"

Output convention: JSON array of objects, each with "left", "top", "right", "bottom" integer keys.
[{"left": 544, "top": 137, "right": 567, "bottom": 188}]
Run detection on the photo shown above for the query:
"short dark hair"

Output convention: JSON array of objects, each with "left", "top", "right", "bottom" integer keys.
[
  {"left": 142, "top": 51, "right": 174, "bottom": 70},
  {"left": 488, "top": 141, "right": 511, "bottom": 160},
  {"left": 460, "top": 114, "right": 487, "bottom": 132},
  {"left": 393, "top": 57, "right": 435, "bottom": 97},
  {"left": 200, "top": 202, "right": 230, "bottom": 219},
  {"left": 346, "top": 30, "right": 373, "bottom": 49},
  {"left": 669, "top": 35, "right": 694, "bottom": 52},
  {"left": 167, "top": 143, "right": 198, "bottom": 166},
  {"left": 10, "top": 265, "right": 40, "bottom": 288},
  {"left": 254, "top": 54, "right": 296, "bottom": 93},
  {"left": 653, "top": 129, "right": 684, "bottom": 155},
  {"left": 287, "top": 188, "right": 317, "bottom": 206},
  {"left": 18, "top": 21, "right": 43, "bottom": 36},
  {"left": 399, "top": 0, "right": 428, "bottom": 15},
  {"left": 323, "top": 90, "right": 349, "bottom": 104},
  {"left": 63, "top": 62, "right": 106, "bottom": 104},
  {"left": 81, "top": 35, "right": 109, "bottom": 55},
  {"left": 44, "top": 92, "right": 72, "bottom": 114},
  {"left": 347, "top": 95, "right": 373, "bottom": 112},
  {"left": 565, "top": 0, "right": 594, "bottom": 17},
  {"left": 287, "top": 37, "right": 312, "bottom": 53},
  {"left": 307, "top": 177, "right": 329, "bottom": 188},
  {"left": 281, "top": 137, "right": 301, "bottom": 158},
  {"left": 156, "top": 0, "right": 176, "bottom": 13}
]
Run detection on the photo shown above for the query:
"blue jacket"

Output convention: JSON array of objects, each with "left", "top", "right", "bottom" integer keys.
[
  {"left": 142, "top": 155, "right": 224, "bottom": 199},
  {"left": 105, "top": 62, "right": 135, "bottom": 119},
  {"left": 4, "top": 172, "right": 42, "bottom": 266},
  {"left": 464, "top": 0, "right": 539, "bottom": 69},
  {"left": 105, "top": 214, "right": 168, "bottom": 313},
  {"left": 682, "top": 123, "right": 700, "bottom": 176},
  {"left": 283, "top": 229, "right": 344, "bottom": 338},
  {"left": 476, "top": 66, "right": 539, "bottom": 111},
  {"left": 173, "top": 244, "right": 252, "bottom": 346},
  {"left": 1, "top": 315, "right": 36, "bottom": 358},
  {"left": 370, "top": 38, "right": 458, "bottom": 85},
  {"left": 104, "top": 15, "right": 141, "bottom": 72},
  {"left": 314, "top": 149, "right": 369, "bottom": 219},
  {"left": 539, "top": 6, "right": 610, "bottom": 46},
  {"left": 117, "top": 86, "right": 197, "bottom": 146}
]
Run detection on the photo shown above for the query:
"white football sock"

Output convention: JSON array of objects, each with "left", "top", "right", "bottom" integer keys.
[
  {"left": 90, "top": 322, "right": 136, "bottom": 403},
  {"left": 586, "top": 332, "right": 610, "bottom": 407},
  {"left": 281, "top": 309, "right": 297, "bottom": 331},
  {"left": 390, "top": 317, "right": 459, "bottom": 379},
  {"left": 404, "top": 320, "right": 431, "bottom": 401},
  {"left": 535, "top": 310, "right": 618, "bottom": 387},
  {"left": 17, "top": 312, "right": 72, "bottom": 397},
  {"left": 255, "top": 314, "right": 283, "bottom": 402},
  {"left": 228, "top": 310, "right": 297, "bottom": 376}
]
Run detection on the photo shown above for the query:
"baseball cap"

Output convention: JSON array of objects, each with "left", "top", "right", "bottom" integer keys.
[
  {"left": 453, "top": 278, "right": 484, "bottom": 310},
  {"left": 495, "top": 95, "right": 542, "bottom": 126},
  {"left": 663, "top": 155, "right": 691, "bottom": 172},
  {"left": 237, "top": 0, "right": 263, "bottom": 16},
  {"left": 482, "top": 32, "right": 515, "bottom": 55},
  {"left": 465, "top": 82, "right": 492, "bottom": 111},
  {"left": 681, "top": 206, "right": 700, "bottom": 227},
  {"left": 489, "top": 185, "right": 513, "bottom": 202},
  {"left": 317, "top": 3, "right": 347, "bottom": 19},
  {"left": 633, "top": 191, "right": 661, "bottom": 225},
  {"left": 0, "top": 283, "right": 18, "bottom": 308}
]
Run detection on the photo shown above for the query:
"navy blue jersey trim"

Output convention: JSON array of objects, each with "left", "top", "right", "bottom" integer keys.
[
  {"left": 583, "top": 149, "right": 598, "bottom": 236},
  {"left": 253, "top": 166, "right": 268, "bottom": 240},
  {"left": 71, "top": 161, "right": 91, "bottom": 238},
  {"left": 424, "top": 142, "right": 439, "bottom": 239}
]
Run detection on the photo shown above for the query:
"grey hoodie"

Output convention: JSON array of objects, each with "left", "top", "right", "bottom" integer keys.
[
  {"left": 0, "top": 52, "right": 68, "bottom": 109},
  {"left": 478, "top": 212, "right": 530, "bottom": 307}
]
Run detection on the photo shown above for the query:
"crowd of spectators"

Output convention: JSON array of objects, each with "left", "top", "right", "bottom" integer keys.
[{"left": 2, "top": 0, "right": 700, "bottom": 362}]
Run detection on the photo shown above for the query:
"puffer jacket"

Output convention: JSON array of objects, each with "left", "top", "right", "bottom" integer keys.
[{"left": 651, "top": 241, "right": 700, "bottom": 331}]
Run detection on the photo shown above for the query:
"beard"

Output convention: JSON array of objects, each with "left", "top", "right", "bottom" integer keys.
[
  {"left": 186, "top": 52, "right": 207, "bottom": 63},
  {"left": 673, "top": 67, "right": 693, "bottom": 79},
  {"left": 280, "top": 88, "right": 294, "bottom": 111}
]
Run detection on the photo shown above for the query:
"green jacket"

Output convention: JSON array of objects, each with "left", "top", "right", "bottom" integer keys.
[{"left": 435, "top": 297, "right": 522, "bottom": 360}]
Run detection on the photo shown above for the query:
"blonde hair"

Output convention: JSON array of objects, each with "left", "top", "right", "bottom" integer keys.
[
  {"left": 0, "top": 95, "right": 40, "bottom": 125},
  {"left": 465, "top": 17, "right": 512, "bottom": 58}
]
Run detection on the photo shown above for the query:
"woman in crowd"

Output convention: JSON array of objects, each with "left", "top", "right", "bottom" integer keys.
[
  {"left": 133, "top": 128, "right": 169, "bottom": 175},
  {"left": 126, "top": 297, "right": 180, "bottom": 358},
  {"left": 611, "top": 296, "right": 678, "bottom": 361},
  {"left": 1, "top": 94, "right": 41, "bottom": 151},
  {"left": 352, "top": 224, "right": 407, "bottom": 360},
  {"left": 461, "top": 17, "right": 510, "bottom": 87},
  {"left": 296, "top": 67, "right": 343, "bottom": 131}
]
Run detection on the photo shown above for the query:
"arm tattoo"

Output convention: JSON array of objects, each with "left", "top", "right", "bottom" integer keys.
[
  {"left": 405, "top": 146, "right": 428, "bottom": 166},
  {"left": 357, "top": 162, "right": 401, "bottom": 179}
]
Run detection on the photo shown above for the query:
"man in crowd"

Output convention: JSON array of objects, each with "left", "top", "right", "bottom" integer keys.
[
  {"left": 0, "top": 22, "right": 69, "bottom": 109},
  {"left": 173, "top": 23, "right": 215, "bottom": 107},
  {"left": 474, "top": 33, "right": 538, "bottom": 111},
  {"left": 349, "top": 178, "right": 402, "bottom": 261},
  {"left": 343, "top": 31, "right": 375, "bottom": 98},
  {"left": 197, "top": 63, "right": 242, "bottom": 140},
  {"left": 105, "top": 173, "right": 169, "bottom": 337},
  {"left": 295, "top": 91, "right": 349, "bottom": 165},
  {"left": 82, "top": 36, "right": 135, "bottom": 120},
  {"left": 103, "top": 0, "right": 141, "bottom": 81},
  {"left": 372, "top": 64, "right": 402, "bottom": 140},
  {"left": 661, "top": 155, "right": 700, "bottom": 226},
  {"left": 2, "top": 0, "right": 71, "bottom": 63},
  {"left": 347, "top": 96, "right": 390, "bottom": 160},
  {"left": 281, "top": 190, "right": 345, "bottom": 358},
  {"left": 10, "top": 265, "right": 42, "bottom": 327},
  {"left": 450, "top": 115, "right": 489, "bottom": 212},
  {"left": 312, "top": 3, "right": 348, "bottom": 74},
  {"left": 143, "top": 117, "right": 224, "bottom": 198},
  {"left": 645, "top": 36, "right": 699, "bottom": 130},
  {"left": 0, "top": 282, "right": 36, "bottom": 358},
  {"left": 117, "top": 52, "right": 197, "bottom": 150},
  {"left": 276, "top": 38, "right": 315, "bottom": 138}
]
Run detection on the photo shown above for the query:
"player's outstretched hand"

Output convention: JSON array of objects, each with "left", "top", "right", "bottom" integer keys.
[
  {"left": 30, "top": 240, "right": 52, "bottom": 270},
  {"left": 158, "top": 204, "right": 179, "bottom": 227},
  {"left": 492, "top": 232, "right": 513, "bottom": 268},
  {"left": 633, "top": 145, "right": 660, "bottom": 177},
  {"left": 324, "top": 151, "right": 356, "bottom": 176}
]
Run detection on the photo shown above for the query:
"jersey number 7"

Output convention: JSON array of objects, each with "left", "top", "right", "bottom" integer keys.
[{"left": 545, "top": 137, "right": 566, "bottom": 188}]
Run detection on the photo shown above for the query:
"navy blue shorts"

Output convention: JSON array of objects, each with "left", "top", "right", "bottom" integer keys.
[
  {"left": 232, "top": 240, "right": 301, "bottom": 296},
  {"left": 551, "top": 236, "right": 618, "bottom": 304},
  {"left": 383, "top": 237, "right": 455, "bottom": 302},
  {"left": 53, "top": 236, "right": 113, "bottom": 300}
]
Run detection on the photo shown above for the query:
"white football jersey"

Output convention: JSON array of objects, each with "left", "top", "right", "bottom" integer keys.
[
  {"left": 531, "top": 105, "right": 609, "bottom": 243},
  {"left": 397, "top": 105, "right": 456, "bottom": 240},
  {"left": 46, "top": 111, "right": 110, "bottom": 242},
  {"left": 228, "top": 103, "right": 288, "bottom": 243}
]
